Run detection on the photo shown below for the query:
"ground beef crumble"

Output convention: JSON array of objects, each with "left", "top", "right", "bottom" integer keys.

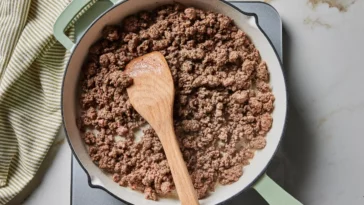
[{"left": 78, "top": 4, "right": 274, "bottom": 200}]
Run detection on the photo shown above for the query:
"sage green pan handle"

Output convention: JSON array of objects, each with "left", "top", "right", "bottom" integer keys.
[
  {"left": 53, "top": 1, "right": 303, "bottom": 205},
  {"left": 53, "top": 0, "right": 121, "bottom": 51},
  {"left": 254, "top": 173, "right": 303, "bottom": 205}
]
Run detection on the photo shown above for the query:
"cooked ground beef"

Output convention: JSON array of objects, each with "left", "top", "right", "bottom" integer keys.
[{"left": 78, "top": 4, "right": 274, "bottom": 200}]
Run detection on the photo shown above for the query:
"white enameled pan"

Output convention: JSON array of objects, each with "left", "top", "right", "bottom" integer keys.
[{"left": 54, "top": 0, "right": 302, "bottom": 204}]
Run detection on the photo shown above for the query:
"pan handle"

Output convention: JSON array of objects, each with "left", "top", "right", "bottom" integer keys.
[
  {"left": 53, "top": 0, "right": 124, "bottom": 51},
  {"left": 253, "top": 173, "right": 303, "bottom": 205}
]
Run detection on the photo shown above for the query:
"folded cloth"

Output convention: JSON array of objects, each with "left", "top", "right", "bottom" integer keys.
[{"left": 0, "top": 0, "right": 97, "bottom": 204}]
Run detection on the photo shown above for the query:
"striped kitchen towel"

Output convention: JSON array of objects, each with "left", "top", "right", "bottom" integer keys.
[{"left": 0, "top": 0, "right": 97, "bottom": 204}]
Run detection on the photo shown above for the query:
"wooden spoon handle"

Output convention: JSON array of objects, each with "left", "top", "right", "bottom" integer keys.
[{"left": 157, "top": 124, "right": 200, "bottom": 205}]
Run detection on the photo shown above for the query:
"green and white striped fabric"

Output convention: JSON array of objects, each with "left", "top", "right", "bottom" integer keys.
[{"left": 0, "top": 0, "right": 96, "bottom": 204}]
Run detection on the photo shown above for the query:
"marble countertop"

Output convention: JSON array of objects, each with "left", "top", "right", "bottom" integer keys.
[{"left": 10, "top": 0, "right": 364, "bottom": 204}]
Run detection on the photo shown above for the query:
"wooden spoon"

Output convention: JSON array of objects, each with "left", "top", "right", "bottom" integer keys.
[{"left": 125, "top": 51, "right": 200, "bottom": 205}]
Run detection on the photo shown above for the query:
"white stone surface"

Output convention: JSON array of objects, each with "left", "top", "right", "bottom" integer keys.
[
  {"left": 13, "top": 0, "right": 364, "bottom": 205},
  {"left": 21, "top": 140, "right": 71, "bottom": 205}
]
